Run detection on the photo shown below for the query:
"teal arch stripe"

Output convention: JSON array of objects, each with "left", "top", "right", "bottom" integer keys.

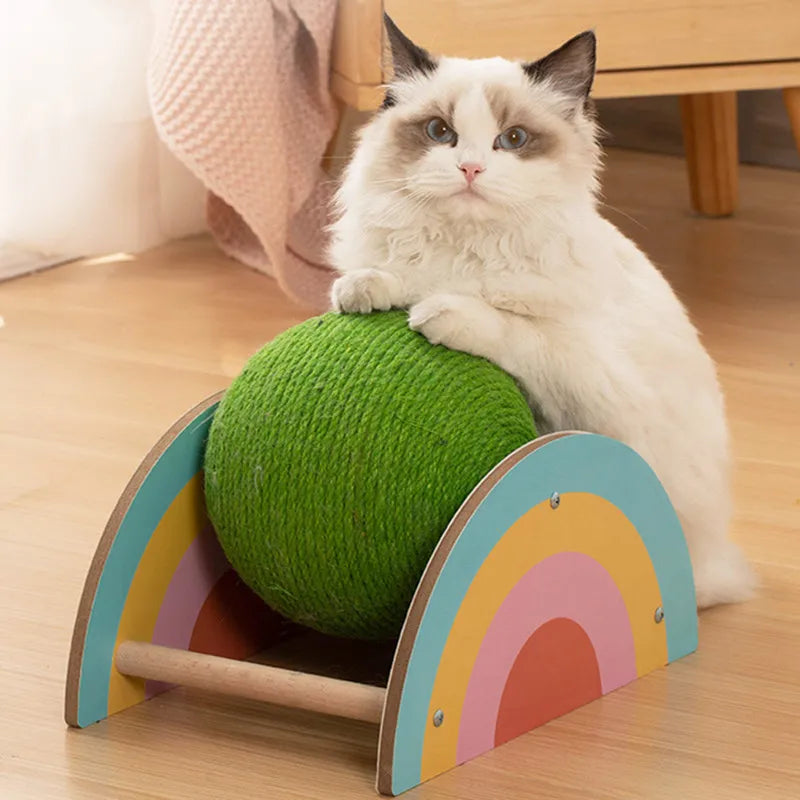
[
  {"left": 77, "top": 403, "right": 219, "bottom": 728},
  {"left": 392, "top": 434, "right": 697, "bottom": 795}
]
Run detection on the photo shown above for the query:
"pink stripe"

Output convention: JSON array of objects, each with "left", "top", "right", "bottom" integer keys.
[
  {"left": 457, "top": 552, "right": 636, "bottom": 763},
  {"left": 145, "top": 527, "right": 231, "bottom": 698}
]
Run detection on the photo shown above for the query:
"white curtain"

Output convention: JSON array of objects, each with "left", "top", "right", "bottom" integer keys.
[{"left": 0, "top": 0, "right": 206, "bottom": 260}]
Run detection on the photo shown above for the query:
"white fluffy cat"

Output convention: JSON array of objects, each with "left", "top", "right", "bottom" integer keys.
[{"left": 329, "top": 16, "right": 755, "bottom": 608}]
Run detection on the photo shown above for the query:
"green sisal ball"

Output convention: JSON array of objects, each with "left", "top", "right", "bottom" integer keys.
[{"left": 204, "top": 311, "right": 537, "bottom": 640}]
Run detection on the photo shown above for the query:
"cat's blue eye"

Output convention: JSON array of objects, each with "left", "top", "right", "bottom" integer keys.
[
  {"left": 494, "top": 126, "right": 529, "bottom": 150},
  {"left": 425, "top": 117, "right": 457, "bottom": 145}
]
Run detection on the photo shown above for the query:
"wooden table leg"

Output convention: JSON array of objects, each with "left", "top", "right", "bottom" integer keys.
[
  {"left": 783, "top": 88, "right": 800, "bottom": 155},
  {"left": 679, "top": 92, "right": 739, "bottom": 217}
]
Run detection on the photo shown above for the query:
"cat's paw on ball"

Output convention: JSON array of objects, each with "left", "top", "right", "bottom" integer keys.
[
  {"left": 409, "top": 294, "right": 477, "bottom": 351},
  {"left": 331, "top": 269, "right": 399, "bottom": 314}
]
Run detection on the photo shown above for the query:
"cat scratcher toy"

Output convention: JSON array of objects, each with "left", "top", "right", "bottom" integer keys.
[{"left": 66, "top": 316, "right": 698, "bottom": 797}]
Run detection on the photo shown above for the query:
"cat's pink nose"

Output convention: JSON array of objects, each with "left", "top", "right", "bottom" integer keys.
[{"left": 458, "top": 162, "right": 484, "bottom": 184}]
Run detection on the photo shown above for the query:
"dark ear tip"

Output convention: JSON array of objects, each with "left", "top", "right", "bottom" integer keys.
[
  {"left": 383, "top": 13, "right": 437, "bottom": 80},
  {"left": 567, "top": 30, "right": 597, "bottom": 68},
  {"left": 523, "top": 29, "right": 597, "bottom": 100},
  {"left": 574, "top": 30, "right": 597, "bottom": 51},
  {"left": 383, "top": 13, "right": 403, "bottom": 40}
]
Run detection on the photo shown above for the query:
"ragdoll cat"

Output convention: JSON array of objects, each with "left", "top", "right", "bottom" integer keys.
[{"left": 329, "top": 16, "right": 755, "bottom": 608}]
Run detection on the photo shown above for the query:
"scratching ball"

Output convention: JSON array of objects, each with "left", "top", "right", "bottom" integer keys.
[{"left": 205, "top": 311, "right": 536, "bottom": 639}]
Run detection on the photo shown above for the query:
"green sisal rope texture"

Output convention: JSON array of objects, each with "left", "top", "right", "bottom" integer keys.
[{"left": 204, "top": 311, "right": 537, "bottom": 640}]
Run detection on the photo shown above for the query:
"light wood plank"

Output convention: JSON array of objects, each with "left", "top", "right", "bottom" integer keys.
[
  {"left": 329, "top": 1, "right": 800, "bottom": 110},
  {"left": 384, "top": 0, "right": 800, "bottom": 70},
  {"left": 595, "top": 59, "right": 800, "bottom": 99},
  {"left": 1, "top": 150, "right": 799, "bottom": 799},
  {"left": 332, "top": 59, "right": 800, "bottom": 109}
]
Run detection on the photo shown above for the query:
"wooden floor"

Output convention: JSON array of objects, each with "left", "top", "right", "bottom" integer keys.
[{"left": 1, "top": 149, "right": 799, "bottom": 799}]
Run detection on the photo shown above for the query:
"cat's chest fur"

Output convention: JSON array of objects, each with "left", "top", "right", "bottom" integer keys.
[{"left": 373, "top": 219, "right": 583, "bottom": 306}]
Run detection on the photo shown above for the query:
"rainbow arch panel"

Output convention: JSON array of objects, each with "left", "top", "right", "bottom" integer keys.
[
  {"left": 65, "top": 394, "right": 280, "bottom": 729},
  {"left": 378, "top": 433, "right": 697, "bottom": 796}
]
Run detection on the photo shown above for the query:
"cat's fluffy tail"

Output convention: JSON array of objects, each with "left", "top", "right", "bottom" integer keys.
[{"left": 693, "top": 539, "right": 757, "bottom": 608}]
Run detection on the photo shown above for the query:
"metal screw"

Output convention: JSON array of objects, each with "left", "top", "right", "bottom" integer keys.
[
  {"left": 654, "top": 606, "right": 665, "bottom": 623},
  {"left": 550, "top": 491, "right": 561, "bottom": 509},
  {"left": 433, "top": 709, "right": 444, "bottom": 727}
]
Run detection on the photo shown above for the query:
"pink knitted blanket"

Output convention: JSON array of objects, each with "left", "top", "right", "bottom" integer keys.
[{"left": 149, "top": 0, "right": 338, "bottom": 310}]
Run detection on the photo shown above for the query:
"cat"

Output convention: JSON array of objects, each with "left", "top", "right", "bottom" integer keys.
[{"left": 328, "top": 15, "right": 755, "bottom": 608}]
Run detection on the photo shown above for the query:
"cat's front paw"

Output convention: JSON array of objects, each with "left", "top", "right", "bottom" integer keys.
[
  {"left": 330, "top": 269, "right": 401, "bottom": 314},
  {"left": 408, "top": 294, "right": 478, "bottom": 352}
]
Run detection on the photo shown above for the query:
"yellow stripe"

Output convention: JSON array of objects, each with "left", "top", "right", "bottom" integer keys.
[
  {"left": 421, "top": 493, "right": 666, "bottom": 780},
  {"left": 107, "top": 473, "right": 207, "bottom": 715}
]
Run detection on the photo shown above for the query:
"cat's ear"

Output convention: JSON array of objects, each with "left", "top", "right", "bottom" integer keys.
[
  {"left": 383, "top": 14, "right": 437, "bottom": 80},
  {"left": 523, "top": 31, "right": 596, "bottom": 103}
]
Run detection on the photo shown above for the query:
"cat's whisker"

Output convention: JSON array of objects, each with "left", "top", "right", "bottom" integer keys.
[
  {"left": 598, "top": 201, "right": 648, "bottom": 231},
  {"left": 368, "top": 181, "right": 416, "bottom": 190},
  {"left": 395, "top": 191, "right": 433, "bottom": 217},
  {"left": 368, "top": 191, "right": 431, "bottom": 226},
  {"left": 327, "top": 178, "right": 415, "bottom": 192}
]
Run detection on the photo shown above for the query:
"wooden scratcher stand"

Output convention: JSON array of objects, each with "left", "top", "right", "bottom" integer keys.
[{"left": 66, "top": 395, "right": 698, "bottom": 796}]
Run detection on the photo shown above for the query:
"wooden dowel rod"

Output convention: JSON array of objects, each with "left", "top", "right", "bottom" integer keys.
[{"left": 116, "top": 641, "right": 385, "bottom": 724}]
